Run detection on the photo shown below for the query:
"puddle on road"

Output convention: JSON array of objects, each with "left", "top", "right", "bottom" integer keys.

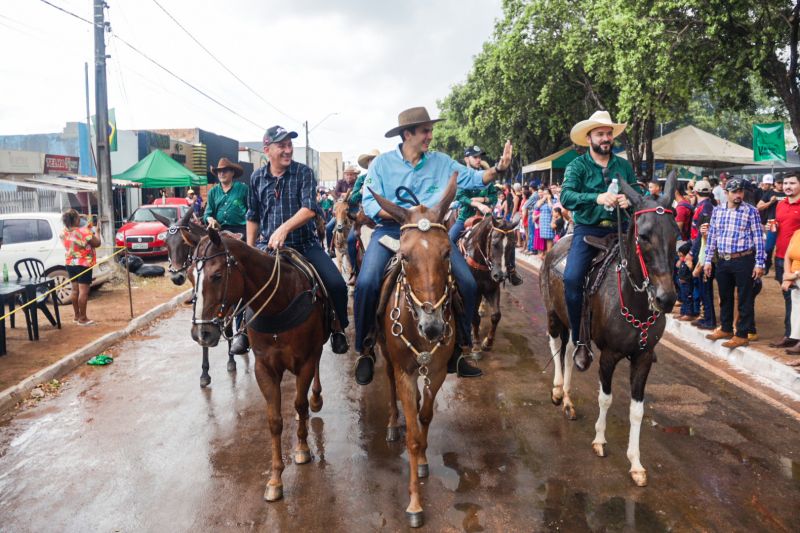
[
  {"left": 453, "top": 502, "right": 484, "bottom": 532},
  {"left": 440, "top": 451, "right": 481, "bottom": 493}
]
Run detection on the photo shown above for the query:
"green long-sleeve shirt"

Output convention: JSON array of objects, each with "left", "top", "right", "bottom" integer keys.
[
  {"left": 560, "top": 152, "right": 640, "bottom": 226},
  {"left": 456, "top": 185, "right": 498, "bottom": 222},
  {"left": 348, "top": 173, "right": 367, "bottom": 208},
  {"left": 203, "top": 181, "right": 249, "bottom": 226}
]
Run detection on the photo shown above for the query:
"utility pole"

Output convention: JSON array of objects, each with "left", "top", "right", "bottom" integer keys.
[
  {"left": 93, "top": 0, "right": 115, "bottom": 257},
  {"left": 304, "top": 120, "right": 310, "bottom": 168}
]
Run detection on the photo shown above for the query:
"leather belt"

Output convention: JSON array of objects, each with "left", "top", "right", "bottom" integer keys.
[
  {"left": 597, "top": 220, "right": 617, "bottom": 228},
  {"left": 721, "top": 249, "right": 754, "bottom": 261}
]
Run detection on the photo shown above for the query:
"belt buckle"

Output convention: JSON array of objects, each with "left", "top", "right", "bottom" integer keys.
[{"left": 723, "top": 254, "right": 731, "bottom": 261}]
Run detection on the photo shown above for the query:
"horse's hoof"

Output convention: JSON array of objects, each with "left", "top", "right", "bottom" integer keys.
[
  {"left": 551, "top": 391, "right": 563, "bottom": 406},
  {"left": 406, "top": 511, "right": 424, "bottom": 528},
  {"left": 264, "top": 484, "right": 283, "bottom": 502},
  {"left": 564, "top": 405, "right": 577, "bottom": 420},
  {"left": 294, "top": 449, "right": 312, "bottom": 464},
  {"left": 200, "top": 375, "right": 211, "bottom": 388},
  {"left": 310, "top": 395, "right": 323, "bottom": 413},
  {"left": 386, "top": 426, "right": 400, "bottom": 442},
  {"left": 480, "top": 340, "right": 492, "bottom": 352},
  {"left": 417, "top": 463, "right": 429, "bottom": 478},
  {"left": 631, "top": 470, "right": 648, "bottom": 487},
  {"left": 227, "top": 360, "right": 236, "bottom": 372},
  {"left": 592, "top": 442, "right": 606, "bottom": 457}
]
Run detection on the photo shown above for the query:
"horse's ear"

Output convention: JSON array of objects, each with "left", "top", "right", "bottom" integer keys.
[
  {"left": 180, "top": 226, "right": 201, "bottom": 247},
  {"left": 661, "top": 170, "right": 678, "bottom": 209},
  {"left": 432, "top": 172, "right": 459, "bottom": 222},
  {"left": 180, "top": 207, "right": 193, "bottom": 226},
  {"left": 618, "top": 178, "right": 644, "bottom": 207},
  {"left": 152, "top": 212, "right": 172, "bottom": 228},
  {"left": 369, "top": 186, "right": 409, "bottom": 224},
  {"left": 208, "top": 227, "right": 222, "bottom": 246}
]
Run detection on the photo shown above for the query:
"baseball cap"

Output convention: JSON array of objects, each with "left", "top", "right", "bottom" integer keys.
[
  {"left": 725, "top": 178, "right": 744, "bottom": 192},
  {"left": 694, "top": 179, "right": 712, "bottom": 193},
  {"left": 263, "top": 125, "right": 298, "bottom": 145},
  {"left": 464, "top": 145, "right": 484, "bottom": 157},
  {"left": 762, "top": 174, "right": 774, "bottom": 184}
]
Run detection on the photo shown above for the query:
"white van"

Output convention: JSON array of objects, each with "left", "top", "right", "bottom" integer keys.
[{"left": 0, "top": 212, "right": 113, "bottom": 303}]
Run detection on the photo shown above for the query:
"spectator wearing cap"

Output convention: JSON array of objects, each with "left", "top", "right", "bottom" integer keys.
[
  {"left": 675, "top": 241, "right": 696, "bottom": 320},
  {"left": 703, "top": 178, "right": 766, "bottom": 348},
  {"left": 448, "top": 146, "right": 496, "bottom": 244},
  {"left": 689, "top": 179, "right": 717, "bottom": 330},
  {"left": 756, "top": 173, "right": 786, "bottom": 274},
  {"left": 713, "top": 172, "right": 730, "bottom": 206},
  {"left": 769, "top": 173, "right": 800, "bottom": 349},
  {"left": 247, "top": 125, "right": 349, "bottom": 355},
  {"left": 186, "top": 188, "right": 202, "bottom": 217}
]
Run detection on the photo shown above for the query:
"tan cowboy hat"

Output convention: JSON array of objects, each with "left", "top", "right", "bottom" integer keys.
[
  {"left": 357, "top": 149, "right": 380, "bottom": 169},
  {"left": 385, "top": 107, "right": 442, "bottom": 138},
  {"left": 210, "top": 157, "right": 243, "bottom": 178},
  {"left": 570, "top": 110, "right": 627, "bottom": 147},
  {"left": 343, "top": 163, "right": 360, "bottom": 175}
]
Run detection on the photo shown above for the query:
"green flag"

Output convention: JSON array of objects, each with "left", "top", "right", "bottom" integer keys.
[{"left": 753, "top": 122, "right": 786, "bottom": 162}]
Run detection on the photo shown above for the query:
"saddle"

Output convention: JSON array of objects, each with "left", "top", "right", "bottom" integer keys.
[{"left": 244, "top": 247, "right": 332, "bottom": 335}]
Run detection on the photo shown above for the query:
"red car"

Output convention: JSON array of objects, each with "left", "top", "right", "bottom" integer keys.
[{"left": 115, "top": 204, "right": 191, "bottom": 256}]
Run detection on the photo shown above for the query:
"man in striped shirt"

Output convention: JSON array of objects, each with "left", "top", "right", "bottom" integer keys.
[{"left": 703, "top": 178, "right": 766, "bottom": 349}]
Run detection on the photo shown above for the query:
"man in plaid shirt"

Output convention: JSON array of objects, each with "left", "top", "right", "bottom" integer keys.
[
  {"left": 703, "top": 178, "right": 766, "bottom": 348},
  {"left": 246, "top": 125, "right": 349, "bottom": 354}
]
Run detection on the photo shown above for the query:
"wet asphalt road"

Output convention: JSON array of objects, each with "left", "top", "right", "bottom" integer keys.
[{"left": 1, "top": 265, "right": 799, "bottom": 532}]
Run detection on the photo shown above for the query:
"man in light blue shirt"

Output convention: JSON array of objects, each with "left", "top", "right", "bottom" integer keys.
[{"left": 354, "top": 106, "right": 512, "bottom": 385}]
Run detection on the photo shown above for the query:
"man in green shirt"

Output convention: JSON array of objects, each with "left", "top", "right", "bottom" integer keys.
[
  {"left": 560, "top": 111, "right": 639, "bottom": 371},
  {"left": 204, "top": 157, "right": 250, "bottom": 354}
]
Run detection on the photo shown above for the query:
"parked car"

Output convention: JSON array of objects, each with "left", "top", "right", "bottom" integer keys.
[
  {"left": 0, "top": 212, "right": 113, "bottom": 304},
  {"left": 115, "top": 204, "right": 191, "bottom": 257}
]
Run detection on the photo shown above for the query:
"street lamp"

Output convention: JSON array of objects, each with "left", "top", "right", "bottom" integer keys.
[{"left": 304, "top": 112, "right": 339, "bottom": 167}]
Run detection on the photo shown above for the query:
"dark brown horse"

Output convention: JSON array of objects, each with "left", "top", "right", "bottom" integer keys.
[
  {"left": 540, "top": 172, "right": 678, "bottom": 487},
  {"left": 370, "top": 173, "right": 458, "bottom": 528},
  {"left": 183, "top": 229, "right": 327, "bottom": 502},
  {"left": 461, "top": 214, "right": 520, "bottom": 352}
]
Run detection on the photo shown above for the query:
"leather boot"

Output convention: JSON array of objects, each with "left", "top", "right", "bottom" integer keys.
[
  {"left": 507, "top": 269, "right": 523, "bottom": 286},
  {"left": 769, "top": 336, "right": 797, "bottom": 348},
  {"left": 355, "top": 352, "right": 375, "bottom": 385},
  {"left": 331, "top": 331, "right": 349, "bottom": 354},
  {"left": 229, "top": 333, "right": 250, "bottom": 355},
  {"left": 721, "top": 336, "right": 749, "bottom": 349},
  {"left": 447, "top": 346, "right": 483, "bottom": 377},
  {"left": 705, "top": 329, "right": 734, "bottom": 341},
  {"left": 572, "top": 342, "right": 594, "bottom": 372}
]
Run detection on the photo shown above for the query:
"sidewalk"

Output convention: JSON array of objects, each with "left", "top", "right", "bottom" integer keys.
[{"left": 516, "top": 250, "right": 800, "bottom": 400}]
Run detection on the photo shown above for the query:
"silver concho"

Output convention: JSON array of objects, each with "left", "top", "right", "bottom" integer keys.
[
  {"left": 416, "top": 351, "right": 432, "bottom": 366},
  {"left": 418, "top": 218, "right": 431, "bottom": 232}
]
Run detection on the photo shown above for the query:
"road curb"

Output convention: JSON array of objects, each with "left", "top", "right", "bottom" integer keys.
[
  {"left": 516, "top": 252, "right": 800, "bottom": 399},
  {"left": 0, "top": 288, "right": 192, "bottom": 415}
]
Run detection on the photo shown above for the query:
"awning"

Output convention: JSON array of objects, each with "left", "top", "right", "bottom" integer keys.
[
  {"left": 113, "top": 149, "right": 206, "bottom": 188},
  {"left": 522, "top": 147, "right": 579, "bottom": 173},
  {"left": 0, "top": 173, "right": 140, "bottom": 194}
]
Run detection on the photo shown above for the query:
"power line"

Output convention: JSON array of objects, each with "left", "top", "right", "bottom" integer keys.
[
  {"left": 149, "top": 0, "right": 300, "bottom": 125},
  {"left": 36, "top": 0, "right": 265, "bottom": 131}
]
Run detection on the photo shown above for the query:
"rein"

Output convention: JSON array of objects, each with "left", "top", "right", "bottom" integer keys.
[{"left": 614, "top": 205, "right": 673, "bottom": 349}]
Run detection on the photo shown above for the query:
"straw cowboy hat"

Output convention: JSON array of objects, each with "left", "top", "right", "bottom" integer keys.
[
  {"left": 343, "top": 163, "right": 360, "bottom": 175},
  {"left": 570, "top": 110, "right": 627, "bottom": 147},
  {"left": 210, "top": 157, "right": 243, "bottom": 178},
  {"left": 357, "top": 149, "right": 380, "bottom": 169},
  {"left": 385, "top": 106, "right": 442, "bottom": 138}
]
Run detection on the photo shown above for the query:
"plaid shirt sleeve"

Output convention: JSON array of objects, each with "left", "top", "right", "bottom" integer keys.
[
  {"left": 704, "top": 207, "right": 718, "bottom": 266},
  {"left": 299, "top": 165, "right": 316, "bottom": 211},
  {"left": 752, "top": 205, "right": 766, "bottom": 268}
]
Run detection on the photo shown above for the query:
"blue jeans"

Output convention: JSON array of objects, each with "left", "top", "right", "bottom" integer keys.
[
  {"left": 695, "top": 271, "right": 716, "bottom": 325},
  {"left": 347, "top": 227, "right": 358, "bottom": 272},
  {"left": 678, "top": 279, "right": 694, "bottom": 316},
  {"left": 257, "top": 242, "right": 349, "bottom": 330},
  {"left": 766, "top": 230, "right": 777, "bottom": 272},
  {"left": 563, "top": 224, "right": 617, "bottom": 343},
  {"left": 325, "top": 218, "right": 336, "bottom": 250},
  {"left": 527, "top": 213, "right": 535, "bottom": 251},
  {"left": 449, "top": 219, "right": 465, "bottom": 244},
  {"left": 354, "top": 224, "right": 477, "bottom": 352}
]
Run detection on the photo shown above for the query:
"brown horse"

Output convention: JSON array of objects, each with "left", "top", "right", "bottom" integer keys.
[
  {"left": 351, "top": 208, "right": 375, "bottom": 275},
  {"left": 183, "top": 228, "right": 327, "bottom": 502},
  {"left": 539, "top": 172, "right": 678, "bottom": 487},
  {"left": 331, "top": 200, "right": 352, "bottom": 278},
  {"left": 461, "top": 214, "right": 520, "bottom": 352},
  {"left": 370, "top": 173, "right": 458, "bottom": 528}
]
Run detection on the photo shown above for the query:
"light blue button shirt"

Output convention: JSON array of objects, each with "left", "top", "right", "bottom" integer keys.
[{"left": 362, "top": 145, "right": 486, "bottom": 222}]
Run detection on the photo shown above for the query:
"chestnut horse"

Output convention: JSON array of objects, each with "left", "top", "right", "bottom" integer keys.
[
  {"left": 461, "top": 214, "right": 520, "bottom": 352},
  {"left": 540, "top": 172, "right": 678, "bottom": 487},
  {"left": 331, "top": 200, "right": 353, "bottom": 278},
  {"left": 183, "top": 228, "right": 327, "bottom": 501},
  {"left": 370, "top": 173, "right": 459, "bottom": 528}
]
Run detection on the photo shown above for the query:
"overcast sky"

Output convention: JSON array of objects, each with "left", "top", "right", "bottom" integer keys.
[{"left": 0, "top": 0, "right": 502, "bottom": 163}]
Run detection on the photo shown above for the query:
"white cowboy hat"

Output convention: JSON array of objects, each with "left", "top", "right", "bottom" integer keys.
[
  {"left": 357, "top": 149, "right": 380, "bottom": 170},
  {"left": 343, "top": 163, "right": 360, "bottom": 174},
  {"left": 570, "top": 110, "right": 627, "bottom": 147}
]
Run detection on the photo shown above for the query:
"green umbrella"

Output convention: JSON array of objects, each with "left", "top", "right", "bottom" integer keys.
[{"left": 113, "top": 149, "right": 207, "bottom": 188}]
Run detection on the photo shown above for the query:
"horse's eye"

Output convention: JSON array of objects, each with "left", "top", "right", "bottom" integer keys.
[{"left": 211, "top": 272, "right": 223, "bottom": 281}]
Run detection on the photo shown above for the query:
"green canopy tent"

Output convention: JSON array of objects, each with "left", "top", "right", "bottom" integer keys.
[
  {"left": 521, "top": 147, "right": 580, "bottom": 184},
  {"left": 113, "top": 149, "right": 207, "bottom": 188}
]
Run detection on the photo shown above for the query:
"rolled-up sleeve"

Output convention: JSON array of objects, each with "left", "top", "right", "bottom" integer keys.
[
  {"left": 362, "top": 161, "right": 384, "bottom": 221},
  {"left": 246, "top": 171, "right": 260, "bottom": 222},
  {"left": 449, "top": 158, "right": 484, "bottom": 189},
  {"left": 299, "top": 166, "right": 317, "bottom": 211}
]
